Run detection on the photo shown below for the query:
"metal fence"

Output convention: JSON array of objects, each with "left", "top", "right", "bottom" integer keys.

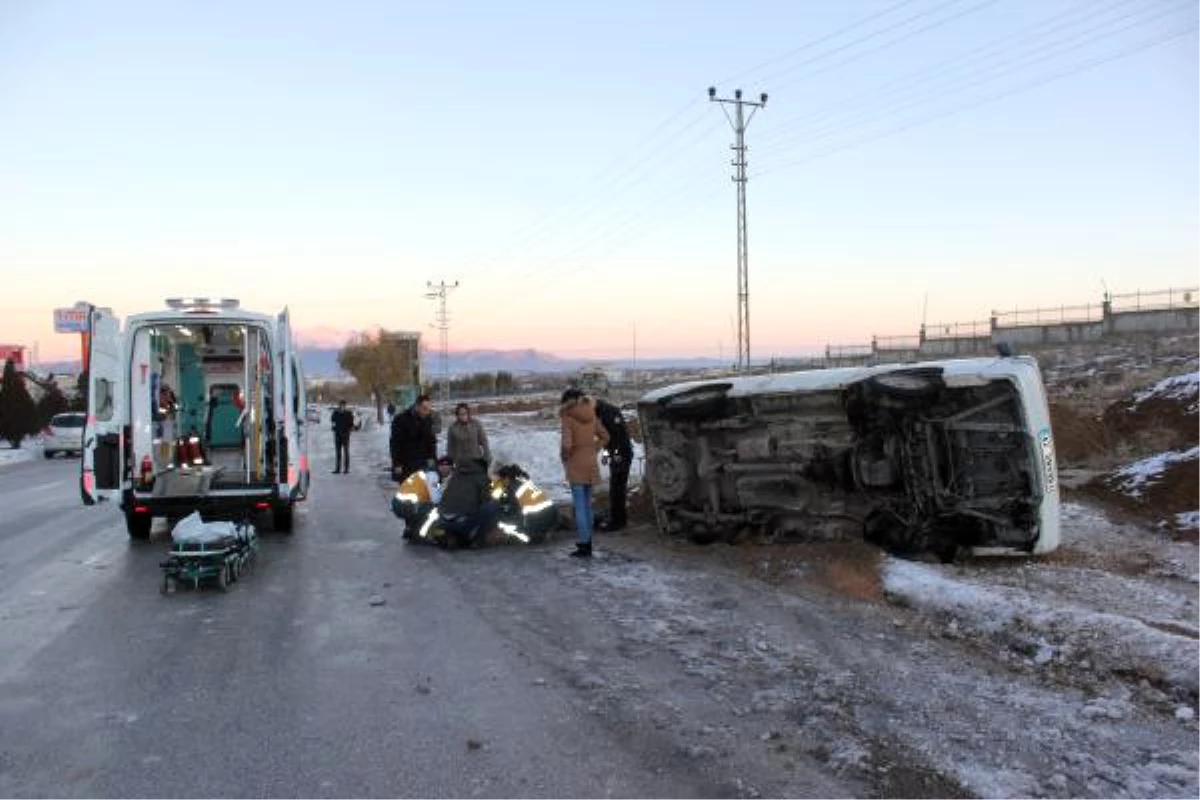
[
  {"left": 825, "top": 344, "right": 873, "bottom": 359},
  {"left": 873, "top": 334, "right": 921, "bottom": 350},
  {"left": 922, "top": 320, "right": 992, "bottom": 340},
  {"left": 991, "top": 303, "right": 1104, "bottom": 328},
  {"left": 1109, "top": 286, "right": 1198, "bottom": 313}
]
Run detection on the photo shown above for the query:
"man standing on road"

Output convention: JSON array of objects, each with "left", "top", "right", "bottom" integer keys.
[
  {"left": 594, "top": 397, "right": 633, "bottom": 532},
  {"left": 330, "top": 399, "right": 358, "bottom": 474},
  {"left": 390, "top": 394, "right": 437, "bottom": 482}
]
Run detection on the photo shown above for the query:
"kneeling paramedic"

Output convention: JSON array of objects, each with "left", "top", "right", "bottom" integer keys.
[
  {"left": 392, "top": 456, "right": 452, "bottom": 539},
  {"left": 434, "top": 459, "right": 500, "bottom": 548}
]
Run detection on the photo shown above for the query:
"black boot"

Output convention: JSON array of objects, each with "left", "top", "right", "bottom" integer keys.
[{"left": 569, "top": 542, "right": 592, "bottom": 558}]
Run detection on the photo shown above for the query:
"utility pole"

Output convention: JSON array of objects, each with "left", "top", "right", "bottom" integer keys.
[
  {"left": 709, "top": 86, "right": 767, "bottom": 373},
  {"left": 425, "top": 279, "right": 459, "bottom": 407}
]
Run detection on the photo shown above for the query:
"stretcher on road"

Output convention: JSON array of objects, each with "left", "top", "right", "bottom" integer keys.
[{"left": 160, "top": 511, "right": 258, "bottom": 593}]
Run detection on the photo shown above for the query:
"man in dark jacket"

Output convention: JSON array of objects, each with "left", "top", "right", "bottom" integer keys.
[
  {"left": 390, "top": 394, "right": 436, "bottom": 482},
  {"left": 437, "top": 459, "right": 498, "bottom": 548},
  {"left": 330, "top": 399, "right": 359, "bottom": 474},
  {"left": 595, "top": 397, "right": 633, "bottom": 531}
]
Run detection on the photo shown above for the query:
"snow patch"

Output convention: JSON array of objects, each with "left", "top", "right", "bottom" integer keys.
[
  {"left": 1109, "top": 447, "right": 1199, "bottom": 498},
  {"left": 1174, "top": 510, "right": 1199, "bottom": 530},
  {"left": 1132, "top": 371, "right": 1199, "bottom": 412},
  {"left": 883, "top": 559, "right": 1199, "bottom": 695}
]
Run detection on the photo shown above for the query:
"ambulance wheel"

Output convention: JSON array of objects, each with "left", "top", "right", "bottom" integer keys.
[
  {"left": 273, "top": 504, "right": 294, "bottom": 534},
  {"left": 126, "top": 510, "right": 152, "bottom": 541},
  {"left": 216, "top": 566, "right": 229, "bottom": 592}
]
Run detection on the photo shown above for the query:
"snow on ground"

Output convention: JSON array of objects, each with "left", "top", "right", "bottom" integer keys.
[
  {"left": 358, "top": 405, "right": 1199, "bottom": 710},
  {"left": 0, "top": 439, "right": 37, "bottom": 467},
  {"left": 1133, "top": 371, "right": 1200, "bottom": 412},
  {"left": 880, "top": 499, "right": 1199, "bottom": 698},
  {"left": 466, "top": 409, "right": 644, "bottom": 503},
  {"left": 1178, "top": 511, "right": 1200, "bottom": 529},
  {"left": 362, "top": 407, "right": 1200, "bottom": 714},
  {"left": 1109, "top": 446, "right": 1200, "bottom": 498}
]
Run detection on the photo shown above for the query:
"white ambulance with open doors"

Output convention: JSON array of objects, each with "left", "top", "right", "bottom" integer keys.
[{"left": 81, "top": 298, "right": 311, "bottom": 539}]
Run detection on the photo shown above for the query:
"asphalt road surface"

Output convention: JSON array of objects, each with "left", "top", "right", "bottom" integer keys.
[{"left": 0, "top": 438, "right": 740, "bottom": 799}]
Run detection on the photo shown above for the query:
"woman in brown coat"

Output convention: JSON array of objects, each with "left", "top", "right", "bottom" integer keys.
[{"left": 560, "top": 389, "right": 609, "bottom": 558}]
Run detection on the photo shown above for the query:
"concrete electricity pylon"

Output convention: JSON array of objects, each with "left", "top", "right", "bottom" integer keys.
[
  {"left": 709, "top": 86, "right": 767, "bottom": 373},
  {"left": 425, "top": 280, "right": 459, "bottom": 406}
]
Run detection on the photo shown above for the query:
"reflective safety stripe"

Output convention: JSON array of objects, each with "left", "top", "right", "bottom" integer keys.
[
  {"left": 418, "top": 508, "right": 440, "bottom": 539},
  {"left": 497, "top": 521, "right": 530, "bottom": 543}
]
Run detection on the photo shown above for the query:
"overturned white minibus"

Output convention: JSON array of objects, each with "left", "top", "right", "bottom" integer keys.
[{"left": 638, "top": 356, "right": 1060, "bottom": 559}]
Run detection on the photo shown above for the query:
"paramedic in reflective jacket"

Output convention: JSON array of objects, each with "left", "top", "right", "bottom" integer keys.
[
  {"left": 392, "top": 456, "right": 452, "bottom": 539},
  {"left": 594, "top": 397, "right": 633, "bottom": 531}
]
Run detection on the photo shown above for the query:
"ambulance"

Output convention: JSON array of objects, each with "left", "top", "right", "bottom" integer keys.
[{"left": 81, "top": 298, "right": 311, "bottom": 539}]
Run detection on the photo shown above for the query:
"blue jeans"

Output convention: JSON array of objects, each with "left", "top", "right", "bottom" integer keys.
[{"left": 571, "top": 483, "right": 594, "bottom": 545}]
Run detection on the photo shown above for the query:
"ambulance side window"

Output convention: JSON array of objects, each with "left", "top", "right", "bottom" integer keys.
[
  {"left": 95, "top": 379, "right": 114, "bottom": 421},
  {"left": 291, "top": 361, "right": 301, "bottom": 416}
]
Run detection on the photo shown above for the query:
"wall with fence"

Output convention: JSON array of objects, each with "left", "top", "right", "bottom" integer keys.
[{"left": 772, "top": 286, "right": 1197, "bottom": 372}]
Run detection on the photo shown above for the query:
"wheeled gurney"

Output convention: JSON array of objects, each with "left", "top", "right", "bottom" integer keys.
[{"left": 160, "top": 512, "right": 258, "bottom": 593}]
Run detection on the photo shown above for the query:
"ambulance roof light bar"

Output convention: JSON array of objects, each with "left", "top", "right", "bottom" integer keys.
[{"left": 165, "top": 297, "right": 240, "bottom": 313}]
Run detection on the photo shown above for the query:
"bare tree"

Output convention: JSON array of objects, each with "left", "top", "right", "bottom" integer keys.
[{"left": 337, "top": 332, "right": 412, "bottom": 423}]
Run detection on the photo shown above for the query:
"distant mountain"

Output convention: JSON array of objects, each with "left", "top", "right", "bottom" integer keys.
[
  {"left": 297, "top": 348, "right": 344, "bottom": 379},
  {"left": 32, "top": 360, "right": 80, "bottom": 377},
  {"left": 299, "top": 347, "right": 580, "bottom": 379}
]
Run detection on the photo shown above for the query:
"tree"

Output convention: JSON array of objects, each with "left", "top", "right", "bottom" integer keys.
[
  {"left": 0, "top": 360, "right": 39, "bottom": 449},
  {"left": 72, "top": 371, "right": 88, "bottom": 412},
  {"left": 36, "top": 382, "right": 71, "bottom": 426},
  {"left": 337, "top": 332, "right": 412, "bottom": 422}
]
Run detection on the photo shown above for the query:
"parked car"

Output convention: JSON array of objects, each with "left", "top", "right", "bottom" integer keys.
[
  {"left": 637, "top": 356, "right": 1060, "bottom": 560},
  {"left": 42, "top": 412, "right": 86, "bottom": 458}
]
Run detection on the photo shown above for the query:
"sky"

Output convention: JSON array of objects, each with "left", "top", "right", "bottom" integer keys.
[{"left": 1, "top": 0, "right": 1196, "bottom": 363}]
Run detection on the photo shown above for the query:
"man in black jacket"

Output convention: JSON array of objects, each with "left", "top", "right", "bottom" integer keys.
[
  {"left": 390, "top": 394, "right": 436, "bottom": 482},
  {"left": 330, "top": 399, "right": 359, "bottom": 474},
  {"left": 594, "top": 397, "right": 633, "bottom": 531}
]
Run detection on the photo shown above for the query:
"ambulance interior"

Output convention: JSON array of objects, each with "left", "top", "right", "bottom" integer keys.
[{"left": 135, "top": 321, "right": 278, "bottom": 490}]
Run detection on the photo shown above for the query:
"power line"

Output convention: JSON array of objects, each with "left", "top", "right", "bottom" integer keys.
[
  {"left": 742, "top": 0, "right": 985, "bottom": 88},
  {"left": 464, "top": 1, "right": 969, "bottom": 281},
  {"left": 465, "top": 102, "right": 713, "bottom": 273},
  {"left": 487, "top": 127, "right": 725, "bottom": 286},
  {"left": 715, "top": 0, "right": 925, "bottom": 87},
  {"left": 756, "top": 0, "right": 1137, "bottom": 143},
  {"left": 474, "top": 112, "right": 724, "bottom": 277},
  {"left": 507, "top": 11, "right": 1192, "bottom": 287},
  {"left": 752, "top": 23, "right": 1196, "bottom": 180},
  {"left": 756, "top": 0, "right": 1189, "bottom": 156}
]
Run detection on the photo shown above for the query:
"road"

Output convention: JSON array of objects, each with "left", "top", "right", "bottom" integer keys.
[
  {"left": 0, "top": 433, "right": 741, "bottom": 799},
  {"left": 0, "top": 420, "right": 1195, "bottom": 799}
]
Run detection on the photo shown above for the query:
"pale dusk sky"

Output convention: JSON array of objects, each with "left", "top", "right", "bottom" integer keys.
[{"left": 1, "top": 0, "right": 1196, "bottom": 363}]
